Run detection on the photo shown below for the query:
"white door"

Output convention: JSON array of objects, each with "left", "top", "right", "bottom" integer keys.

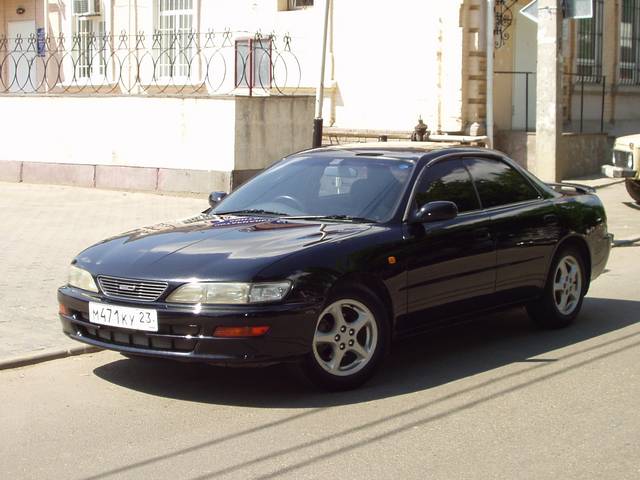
[
  {"left": 512, "top": 13, "right": 537, "bottom": 131},
  {"left": 8, "top": 21, "right": 37, "bottom": 93}
]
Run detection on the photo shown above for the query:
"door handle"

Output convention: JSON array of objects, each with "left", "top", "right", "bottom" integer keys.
[{"left": 543, "top": 214, "right": 559, "bottom": 225}]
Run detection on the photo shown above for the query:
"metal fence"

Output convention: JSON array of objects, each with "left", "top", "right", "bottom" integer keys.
[
  {"left": 495, "top": 71, "right": 606, "bottom": 134},
  {"left": 0, "top": 30, "right": 302, "bottom": 95}
]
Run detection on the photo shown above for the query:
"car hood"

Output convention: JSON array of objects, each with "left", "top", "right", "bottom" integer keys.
[
  {"left": 74, "top": 214, "right": 372, "bottom": 281},
  {"left": 614, "top": 133, "right": 640, "bottom": 150}
]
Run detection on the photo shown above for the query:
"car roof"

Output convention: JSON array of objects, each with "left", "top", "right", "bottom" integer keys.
[{"left": 302, "top": 142, "right": 494, "bottom": 162}]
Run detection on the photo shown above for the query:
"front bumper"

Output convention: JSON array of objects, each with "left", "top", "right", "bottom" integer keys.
[{"left": 58, "top": 286, "right": 321, "bottom": 365}]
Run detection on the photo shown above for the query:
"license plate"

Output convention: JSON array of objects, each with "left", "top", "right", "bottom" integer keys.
[{"left": 88, "top": 302, "right": 158, "bottom": 332}]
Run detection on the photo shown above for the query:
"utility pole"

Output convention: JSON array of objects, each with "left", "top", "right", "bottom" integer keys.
[
  {"left": 535, "top": 0, "right": 563, "bottom": 181},
  {"left": 312, "top": 0, "right": 331, "bottom": 148}
]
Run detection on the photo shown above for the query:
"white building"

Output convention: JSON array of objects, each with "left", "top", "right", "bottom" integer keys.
[{"left": 0, "top": 1, "right": 638, "bottom": 191}]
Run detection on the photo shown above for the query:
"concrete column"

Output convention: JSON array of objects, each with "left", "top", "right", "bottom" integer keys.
[
  {"left": 463, "top": 0, "right": 487, "bottom": 135},
  {"left": 535, "top": 0, "right": 563, "bottom": 182},
  {"left": 602, "top": 0, "right": 617, "bottom": 124}
]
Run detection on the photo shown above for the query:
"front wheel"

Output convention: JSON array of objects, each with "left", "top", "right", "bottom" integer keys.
[
  {"left": 625, "top": 178, "right": 640, "bottom": 203},
  {"left": 302, "top": 287, "right": 388, "bottom": 391},
  {"left": 526, "top": 247, "right": 587, "bottom": 329}
]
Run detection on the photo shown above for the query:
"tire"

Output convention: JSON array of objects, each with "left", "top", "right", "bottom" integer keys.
[
  {"left": 526, "top": 247, "right": 587, "bottom": 329},
  {"left": 625, "top": 178, "right": 640, "bottom": 203},
  {"left": 302, "top": 286, "right": 389, "bottom": 391}
]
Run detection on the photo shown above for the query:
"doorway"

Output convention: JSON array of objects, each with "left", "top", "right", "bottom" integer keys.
[{"left": 7, "top": 21, "right": 37, "bottom": 93}]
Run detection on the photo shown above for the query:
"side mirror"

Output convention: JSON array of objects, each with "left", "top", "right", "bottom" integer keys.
[
  {"left": 208, "top": 191, "right": 228, "bottom": 208},
  {"left": 411, "top": 201, "right": 458, "bottom": 223}
]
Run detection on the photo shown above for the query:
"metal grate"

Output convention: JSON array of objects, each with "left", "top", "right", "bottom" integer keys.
[
  {"left": 97, "top": 276, "right": 168, "bottom": 302},
  {"left": 620, "top": 0, "right": 640, "bottom": 85},
  {"left": 576, "top": 0, "right": 604, "bottom": 83}
]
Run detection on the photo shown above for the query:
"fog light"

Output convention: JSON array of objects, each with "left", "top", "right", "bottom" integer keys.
[{"left": 213, "top": 326, "right": 270, "bottom": 337}]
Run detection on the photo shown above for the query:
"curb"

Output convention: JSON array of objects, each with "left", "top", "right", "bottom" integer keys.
[
  {"left": 0, "top": 345, "right": 102, "bottom": 371},
  {"left": 562, "top": 179, "right": 626, "bottom": 190},
  {"left": 593, "top": 179, "right": 626, "bottom": 190}
]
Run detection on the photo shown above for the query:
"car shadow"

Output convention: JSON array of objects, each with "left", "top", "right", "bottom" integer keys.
[{"left": 93, "top": 296, "right": 640, "bottom": 408}]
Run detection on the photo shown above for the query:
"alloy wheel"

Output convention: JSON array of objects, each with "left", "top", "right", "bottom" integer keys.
[
  {"left": 553, "top": 255, "right": 582, "bottom": 315},
  {"left": 312, "top": 299, "right": 378, "bottom": 377}
]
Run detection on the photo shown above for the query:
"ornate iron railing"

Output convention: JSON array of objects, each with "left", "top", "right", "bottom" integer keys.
[{"left": 0, "top": 30, "right": 302, "bottom": 95}]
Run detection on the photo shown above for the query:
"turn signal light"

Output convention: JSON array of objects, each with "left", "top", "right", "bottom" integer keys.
[
  {"left": 59, "top": 303, "right": 71, "bottom": 316},
  {"left": 213, "top": 326, "right": 270, "bottom": 338}
]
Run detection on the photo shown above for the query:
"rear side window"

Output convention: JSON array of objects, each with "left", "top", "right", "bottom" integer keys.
[
  {"left": 463, "top": 158, "right": 540, "bottom": 208},
  {"left": 414, "top": 159, "right": 480, "bottom": 213}
]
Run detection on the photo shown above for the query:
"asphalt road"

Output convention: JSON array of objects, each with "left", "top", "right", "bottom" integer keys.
[{"left": 1, "top": 245, "right": 639, "bottom": 479}]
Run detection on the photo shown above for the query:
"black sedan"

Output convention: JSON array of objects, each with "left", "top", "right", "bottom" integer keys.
[{"left": 59, "top": 144, "right": 612, "bottom": 390}]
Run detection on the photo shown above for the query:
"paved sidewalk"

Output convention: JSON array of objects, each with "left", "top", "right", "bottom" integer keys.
[
  {"left": 0, "top": 182, "right": 204, "bottom": 365},
  {"left": 0, "top": 179, "right": 638, "bottom": 368}
]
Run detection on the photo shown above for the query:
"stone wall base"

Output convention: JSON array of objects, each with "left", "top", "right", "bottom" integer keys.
[
  {"left": 495, "top": 131, "right": 611, "bottom": 180},
  {"left": 0, "top": 161, "right": 252, "bottom": 194}
]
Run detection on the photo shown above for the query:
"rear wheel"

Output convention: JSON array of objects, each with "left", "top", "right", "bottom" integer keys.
[
  {"left": 302, "top": 287, "right": 388, "bottom": 391},
  {"left": 526, "top": 247, "right": 587, "bottom": 329},
  {"left": 625, "top": 178, "right": 640, "bottom": 203}
]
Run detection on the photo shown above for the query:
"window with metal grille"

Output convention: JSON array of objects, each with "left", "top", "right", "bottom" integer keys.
[
  {"left": 73, "top": 0, "right": 101, "bottom": 15},
  {"left": 288, "top": 0, "right": 314, "bottom": 9},
  {"left": 235, "top": 37, "right": 273, "bottom": 90},
  {"left": 156, "top": 0, "right": 194, "bottom": 79},
  {"left": 620, "top": 0, "right": 640, "bottom": 85},
  {"left": 576, "top": 0, "right": 603, "bottom": 83},
  {"left": 73, "top": 1, "right": 106, "bottom": 79}
]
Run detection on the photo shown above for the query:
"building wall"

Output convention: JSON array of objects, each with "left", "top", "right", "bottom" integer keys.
[
  {"left": 31, "top": 0, "right": 470, "bottom": 133},
  {"left": 0, "top": 94, "right": 314, "bottom": 192}
]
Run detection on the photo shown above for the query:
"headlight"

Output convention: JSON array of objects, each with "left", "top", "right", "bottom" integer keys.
[
  {"left": 68, "top": 265, "right": 98, "bottom": 293},
  {"left": 628, "top": 153, "right": 634, "bottom": 170},
  {"left": 166, "top": 281, "right": 292, "bottom": 304}
]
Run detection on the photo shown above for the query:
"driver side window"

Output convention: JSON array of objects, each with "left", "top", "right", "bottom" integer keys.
[{"left": 414, "top": 159, "right": 480, "bottom": 213}]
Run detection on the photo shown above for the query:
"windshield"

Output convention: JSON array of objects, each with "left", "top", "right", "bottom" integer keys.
[{"left": 213, "top": 154, "right": 414, "bottom": 222}]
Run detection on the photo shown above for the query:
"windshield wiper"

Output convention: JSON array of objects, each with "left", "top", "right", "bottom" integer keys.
[
  {"left": 214, "top": 209, "right": 290, "bottom": 217},
  {"left": 287, "top": 215, "right": 376, "bottom": 223}
]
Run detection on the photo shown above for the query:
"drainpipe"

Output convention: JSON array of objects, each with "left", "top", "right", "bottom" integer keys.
[
  {"left": 312, "top": 0, "right": 331, "bottom": 148},
  {"left": 486, "top": 0, "right": 494, "bottom": 148}
]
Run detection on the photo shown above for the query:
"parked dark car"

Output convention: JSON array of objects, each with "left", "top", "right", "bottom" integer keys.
[{"left": 59, "top": 144, "right": 612, "bottom": 390}]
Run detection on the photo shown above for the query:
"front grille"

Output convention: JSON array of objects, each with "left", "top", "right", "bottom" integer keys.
[
  {"left": 78, "top": 312, "right": 199, "bottom": 352},
  {"left": 613, "top": 150, "right": 634, "bottom": 169},
  {"left": 97, "top": 275, "right": 168, "bottom": 302}
]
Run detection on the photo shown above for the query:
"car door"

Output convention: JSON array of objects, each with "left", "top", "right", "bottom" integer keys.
[
  {"left": 400, "top": 158, "right": 497, "bottom": 334},
  {"left": 463, "top": 156, "right": 562, "bottom": 303}
]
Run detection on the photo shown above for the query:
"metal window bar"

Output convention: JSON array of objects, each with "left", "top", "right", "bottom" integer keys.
[
  {"left": 619, "top": 0, "right": 640, "bottom": 85},
  {"left": 565, "top": 72, "right": 607, "bottom": 133},
  {"left": 494, "top": 71, "right": 607, "bottom": 134},
  {"left": 157, "top": 0, "right": 194, "bottom": 79},
  {"left": 288, "top": 0, "right": 314, "bottom": 9},
  {"left": 495, "top": 71, "right": 536, "bottom": 132},
  {"left": 75, "top": 18, "right": 106, "bottom": 79},
  {"left": 576, "top": 0, "right": 604, "bottom": 83},
  {"left": 234, "top": 37, "right": 273, "bottom": 94}
]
